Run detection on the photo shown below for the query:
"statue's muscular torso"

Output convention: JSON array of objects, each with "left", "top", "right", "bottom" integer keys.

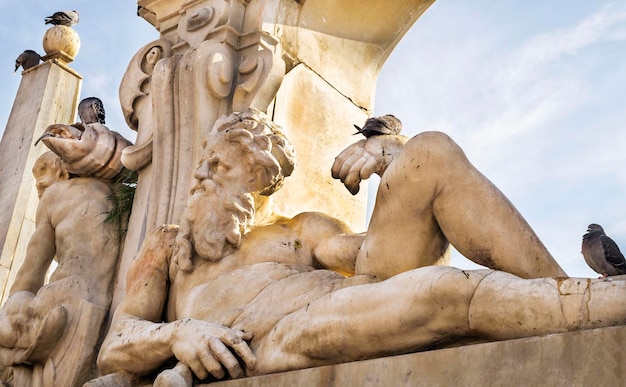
[{"left": 166, "top": 213, "right": 372, "bottom": 348}]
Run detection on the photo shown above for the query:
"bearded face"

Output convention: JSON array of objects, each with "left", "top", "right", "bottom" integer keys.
[
  {"left": 173, "top": 109, "right": 295, "bottom": 269},
  {"left": 184, "top": 177, "right": 255, "bottom": 262}
]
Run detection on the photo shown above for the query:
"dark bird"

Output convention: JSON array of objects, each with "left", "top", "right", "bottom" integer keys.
[
  {"left": 353, "top": 114, "right": 402, "bottom": 138},
  {"left": 14, "top": 50, "right": 41, "bottom": 72},
  {"left": 44, "top": 10, "right": 80, "bottom": 26},
  {"left": 581, "top": 223, "right": 626, "bottom": 277},
  {"left": 78, "top": 97, "right": 106, "bottom": 125}
]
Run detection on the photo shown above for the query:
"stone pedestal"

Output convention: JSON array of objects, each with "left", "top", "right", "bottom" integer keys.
[
  {"left": 0, "top": 61, "right": 81, "bottom": 302},
  {"left": 207, "top": 326, "right": 626, "bottom": 386}
]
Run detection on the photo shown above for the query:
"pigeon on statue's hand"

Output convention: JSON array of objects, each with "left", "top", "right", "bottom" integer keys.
[
  {"left": 353, "top": 114, "right": 402, "bottom": 138},
  {"left": 581, "top": 223, "right": 626, "bottom": 278}
]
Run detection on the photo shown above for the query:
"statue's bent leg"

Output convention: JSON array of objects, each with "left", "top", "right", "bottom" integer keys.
[{"left": 359, "top": 131, "right": 566, "bottom": 279}]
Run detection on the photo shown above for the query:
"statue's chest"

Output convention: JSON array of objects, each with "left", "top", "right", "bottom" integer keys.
[
  {"left": 237, "top": 226, "right": 312, "bottom": 267},
  {"left": 170, "top": 261, "right": 312, "bottom": 326}
]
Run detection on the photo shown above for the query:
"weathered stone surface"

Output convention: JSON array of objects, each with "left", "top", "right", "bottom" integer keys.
[
  {"left": 271, "top": 65, "right": 369, "bottom": 228},
  {"left": 208, "top": 326, "right": 626, "bottom": 386},
  {"left": 42, "top": 25, "right": 81, "bottom": 63}
]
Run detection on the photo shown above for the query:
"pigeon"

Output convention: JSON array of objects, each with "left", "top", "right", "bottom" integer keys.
[
  {"left": 44, "top": 10, "right": 79, "bottom": 26},
  {"left": 581, "top": 223, "right": 626, "bottom": 277},
  {"left": 14, "top": 50, "right": 41, "bottom": 72},
  {"left": 78, "top": 97, "right": 106, "bottom": 125},
  {"left": 353, "top": 114, "right": 402, "bottom": 138}
]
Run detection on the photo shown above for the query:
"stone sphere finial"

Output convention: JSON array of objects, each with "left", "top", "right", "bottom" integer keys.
[{"left": 42, "top": 25, "right": 80, "bottom": 64}]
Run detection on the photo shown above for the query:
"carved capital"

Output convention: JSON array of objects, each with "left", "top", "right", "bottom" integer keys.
[
  {"left": 177, "top": 0, "right": 233, "bottom": 49},
  {"left": 233, "top": 32, "right": 285, "bottom": 112}
]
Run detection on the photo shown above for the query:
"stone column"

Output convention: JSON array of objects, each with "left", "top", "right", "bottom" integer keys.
[{"left": 0, "top": 29, "right": 82, "bottom": 302}]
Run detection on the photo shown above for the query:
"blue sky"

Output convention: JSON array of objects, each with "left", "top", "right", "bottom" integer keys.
[{"left": 2, "top": 1, "right": 625, "bottom": 277}]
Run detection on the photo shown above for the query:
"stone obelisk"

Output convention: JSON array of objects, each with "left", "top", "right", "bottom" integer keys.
[{"left": 0, "top": 25, "right": 82, "bottom": 302}]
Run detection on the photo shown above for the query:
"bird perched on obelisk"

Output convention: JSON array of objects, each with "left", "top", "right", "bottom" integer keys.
[
  {"left": 44, "top": 10, "right": 80, "bottom": 26},
  {"left": 14, "top": 50, "right": 42, "bottom": 72},
  {"left": 353, "top": 114, "right": 402, "bottom": 138},
  {"left": 581, "top": 223, "right": 626, "bottom": 277}
]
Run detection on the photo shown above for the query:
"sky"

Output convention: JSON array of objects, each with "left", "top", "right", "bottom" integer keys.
[{"left": 1, "top": 1, "right": 625, "bottom": 277}]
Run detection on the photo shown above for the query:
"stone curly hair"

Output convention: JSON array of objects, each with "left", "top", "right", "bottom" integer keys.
[{"left": 206, "top": 108, "right": 296, "bottom": 195}]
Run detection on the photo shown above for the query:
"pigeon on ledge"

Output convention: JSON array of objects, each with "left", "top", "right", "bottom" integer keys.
[
  {"left": 581, "top": 223, "right": 626, "bottom": 277},
  {"left": 14, "top": 50, "right": 41, "bottom": 72}
]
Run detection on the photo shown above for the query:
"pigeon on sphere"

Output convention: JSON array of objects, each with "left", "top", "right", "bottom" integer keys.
[
  {"left": 353, "top": 114, "right": 402, "bottom": 138},
  {"left": 44, "top": 10, "right": 80, "bottom": 26},
  {"left": 581, "top": 223, "right": 626, "bottom": 277},
  {"left": 14, "top": 50, "right": 41, "bottom": 72}
]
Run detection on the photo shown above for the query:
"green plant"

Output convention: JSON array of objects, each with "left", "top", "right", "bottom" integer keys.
[{"left": 104, "top": 170, "right": 138, "bottom": 243}]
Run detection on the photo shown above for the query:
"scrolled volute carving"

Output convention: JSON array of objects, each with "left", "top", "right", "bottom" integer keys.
[
  {"left": 233, "top": 32, "right": 286, "bottom": 112},
  {"left": 178, "top": 0, "right": 230, "bottom": 49},
  {"left": 195, "top": 40, "right": 235, "bottom": 99},
  {"left": 119, "top": 39, "right": 173, "bottom": 131}
]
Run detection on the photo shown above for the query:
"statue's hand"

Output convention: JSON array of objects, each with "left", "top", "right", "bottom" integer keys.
[
  {"left": 0, "top": 302, "right": 67, "bottom": 366},
  {"left": 171, "top": 319, "right": 256, "bottom": 380},
  {"left": 332, "top": 134, "right": 408, "bottom": 195}
]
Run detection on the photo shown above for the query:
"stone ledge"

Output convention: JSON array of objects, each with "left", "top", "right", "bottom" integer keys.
[{"left": 207, "top": 326, "right": 626, "bottom": 386}]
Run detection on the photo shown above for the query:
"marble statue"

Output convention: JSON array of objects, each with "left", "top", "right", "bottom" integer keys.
[
  {"left": 5, "top": 2, "right": 626, "bottom": 386},
  {"left": 92, "top": 109, "right": 626, "bottom": 386},
  {"left": 0, "top": 150, "right": 122, "bottom": 386},
  {"left": 0, "top": 96, "right": 135, "bottom": 386}
]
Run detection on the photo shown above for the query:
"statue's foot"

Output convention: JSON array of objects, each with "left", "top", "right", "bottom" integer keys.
[
  {"left": 154, "top": 363, "right": 193, "bottom": 387},
  {"left": 0, "top": 291, "right": 35, "bottom": 348},
  {"left": 84, "top": 371, "right": 137, "bottom": 387}
]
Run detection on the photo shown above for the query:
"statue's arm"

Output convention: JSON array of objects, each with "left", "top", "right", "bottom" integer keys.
[
  {"left": 9, "top": 199, "right": 56, "bottom": 295},
  {"left": 97, "top": 226, "right": 172, "bottom": 375},
  {"left": 98, "top": 226, "right": 256, "bottom": 380},
  {"left": 291, "top": 212, "right": 365, "bottom": 276},
  {"left": 332, "top": 134, "right": 409, "bottom": 195}
]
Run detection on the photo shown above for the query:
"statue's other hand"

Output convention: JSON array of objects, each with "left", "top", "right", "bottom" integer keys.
[
  {"left": 171, "top": 319, "right": 256, "bottom": 381},
  {"left": 332, "top": 135, "right": 408, "bottom": 195}
]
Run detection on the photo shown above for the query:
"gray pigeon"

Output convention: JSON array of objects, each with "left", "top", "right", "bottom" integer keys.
[
  {"left": 78, "top": 97, "right": 106, "bottom": 125},
  {"left": 44, "top": 10, "right": 79, "bottom": 26},
  {"left": 581, "top": 223, "right": 626, "bottom": 277},
  {"left": 353, "top": 114, "right": 402, "bottom": 138},
  {"left": 14, "top": 50, "right": 41, "bottom": 72}
]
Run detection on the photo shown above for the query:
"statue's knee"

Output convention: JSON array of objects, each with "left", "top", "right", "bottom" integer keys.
[{"left": 406, "top": 131, "right": 464, "bottom": 161}]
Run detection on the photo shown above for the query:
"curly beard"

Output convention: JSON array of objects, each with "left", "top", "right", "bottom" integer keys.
[{"left": 182, "top": 178, "right": 255, "bottom": 263}]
